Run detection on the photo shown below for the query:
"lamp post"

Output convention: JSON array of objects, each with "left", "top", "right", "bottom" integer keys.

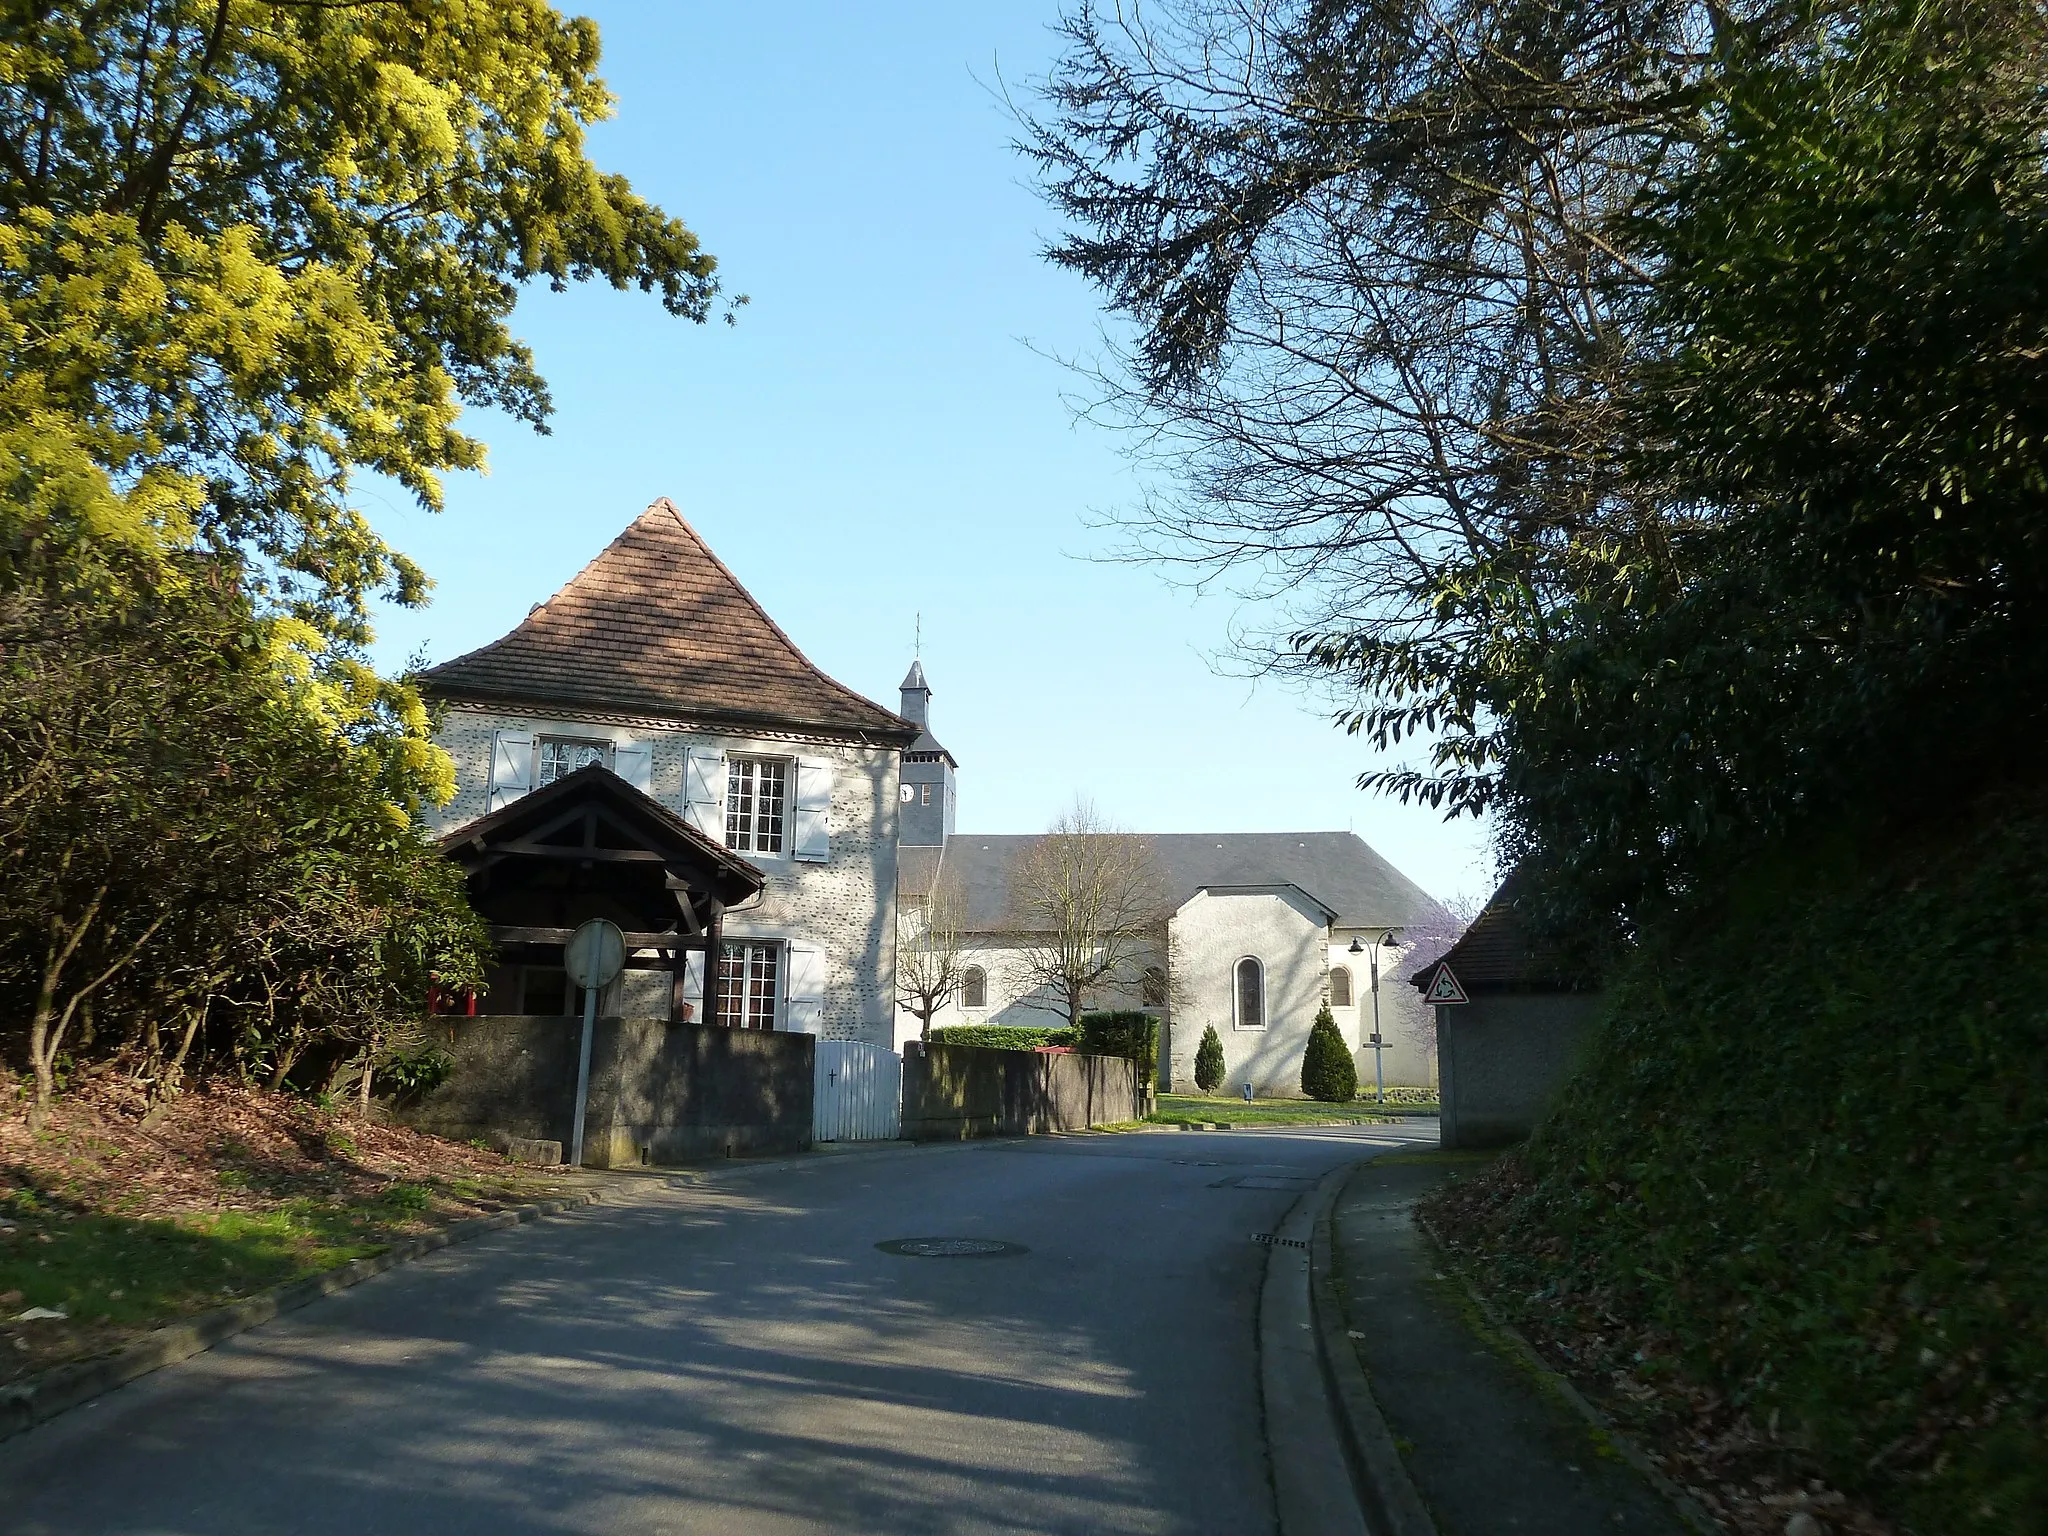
[{"left": 1349, "top": 930, "right": 1401, "bottom": 1104}]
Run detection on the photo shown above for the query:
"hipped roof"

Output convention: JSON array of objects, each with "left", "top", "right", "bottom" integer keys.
[{"left": 421, "top": 499, "right": 916, "bottom": 743}]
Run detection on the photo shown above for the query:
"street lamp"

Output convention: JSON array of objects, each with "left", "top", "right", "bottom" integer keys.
[{"left": 1348, "top": 931, "right": 1400, "bottom": 1103}]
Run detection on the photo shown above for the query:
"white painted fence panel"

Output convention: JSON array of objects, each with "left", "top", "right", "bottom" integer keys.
[{"left": 813, "top": 1041, "right": 902, "bottom": 1142}]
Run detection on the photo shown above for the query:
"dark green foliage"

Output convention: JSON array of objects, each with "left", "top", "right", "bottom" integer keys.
[
  {"left": 0, "top": 538, "right": 490, "bottom": 1110},
  {"left": 1430, "top": 799, "right": 2048, "bottom": 1533},
  {"left": 1299, "top": 1004, "right": 1356, "bottom": 1103},
  {"left": 1492, "top": 0, "right": 2048, "bottom": 934},
  {"left": 1193, "top": 1025, "right": 1225, "bottom": 1092},
  {"left": 377, "top": 1046, "right": 456, "bottom": 1100},
  {"left": 927, "top": 1025, "right": 1077, "bottom": 1052},
  {"left": 1078, "top": 1010, "right": 1160, "bottom": 1088}
]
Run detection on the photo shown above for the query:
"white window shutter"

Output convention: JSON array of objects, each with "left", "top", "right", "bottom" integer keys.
[
  {"left": 786, "top": 941, "right": 826, "bottom": 1035},
  {"left": 613, "top": 741, "right": 652, "bottom": 793},
  {"left": 683, "top": 746, "right": 727, "bottom": 841},
  {"left": 793, "top": 756, "right": 832, "bottom": 862},
  {"left": 488, "top": 731, "right": 534, "bottom": 812}
]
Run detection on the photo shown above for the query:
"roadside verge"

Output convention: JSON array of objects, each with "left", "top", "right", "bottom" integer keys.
[{"left": 0, "top": 1189, "right": 603, "bottom": 1446}]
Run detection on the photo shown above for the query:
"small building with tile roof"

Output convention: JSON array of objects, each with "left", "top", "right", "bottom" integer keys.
[
  {"left": 422, "top": 499, "right": 918, "bottom": 1047},
  {"left": 1409, "top": 872, "right": 1605, "bottom": 1147}
]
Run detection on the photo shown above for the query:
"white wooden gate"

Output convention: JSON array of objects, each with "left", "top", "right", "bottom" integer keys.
[{"left": 813, "top": 1041, "right": 902, "bottom": 1142}]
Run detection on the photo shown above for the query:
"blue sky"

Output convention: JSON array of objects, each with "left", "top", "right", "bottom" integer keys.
[{"left": 365, "top": 0, "right": 1494, "bottom": 907}]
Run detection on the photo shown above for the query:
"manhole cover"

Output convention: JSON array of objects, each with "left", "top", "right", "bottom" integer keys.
[{"left": 876, "top": 1237, "right": 1029, "bottom": 1259}]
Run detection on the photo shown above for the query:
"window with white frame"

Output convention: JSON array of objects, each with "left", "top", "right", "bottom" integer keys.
[
  {"left": 1234, "top": 956, "right": 1265, "bottom": 1030},
  {"left": 717, "top": 941, "right": 780, "bottom": 1030},
  {"left": 1329, "top": 965, "right": 1354, "bottom": 1008},
  {"left": 726, "top": 756, "right": 788, "bottom": 853},
  {"left": 960, "top": 965, "right": 988, "bottom": 1010},
  {"left": 537, "top": 736, "right": 610, "bottom": 786}
]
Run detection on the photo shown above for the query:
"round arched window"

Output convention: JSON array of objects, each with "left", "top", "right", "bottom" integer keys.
[
  {"left": 1234, "top": 957, "right": 1265, "bottom": 1030},
  {"left": 960, "top": 965, "right": 988, "bottom": 1011},
  {"left": 1329, "top": 965, "right": 1354, "bottom": 1008}
]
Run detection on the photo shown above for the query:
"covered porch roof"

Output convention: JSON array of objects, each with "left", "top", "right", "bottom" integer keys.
[{"left": 441, "top": 764, "right": 764, "bottom": 1025}]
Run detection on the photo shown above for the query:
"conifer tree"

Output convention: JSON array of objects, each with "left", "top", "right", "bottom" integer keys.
[
  {"left": 1300, "top": 1004, "right": 1357, "bottom": 1103},
  {"left": 1193, "top": 1024, "right": 1225, "bottom": 1093}
]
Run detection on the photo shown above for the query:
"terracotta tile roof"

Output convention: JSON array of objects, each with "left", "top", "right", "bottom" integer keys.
[
  {"left": 1409, "top": 871, "right": 1596, "bottom": 994},
  {"left": 421, "top": 499, "right": 916, "bottom": 742}
]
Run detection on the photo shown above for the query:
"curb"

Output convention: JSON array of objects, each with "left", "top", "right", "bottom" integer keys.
[
  {"left": 1262, "top": 1166, "right": 1370, "bottom": 1536},
  {"left": 1308, "top": 1170, "right": 1440, "bottom": 1536},
  {"left": 1412, "top": 1217, "right": 1726, "bottom": 1536},
  {"left": 0, "top": 1190, "right": 605, "bottom": 1447}
]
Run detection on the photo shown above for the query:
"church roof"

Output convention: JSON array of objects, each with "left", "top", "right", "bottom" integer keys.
[
  {"left": 420, "top": 500, "right": 916, "bottom": 742},
  {"left": 936, "top": 831, "right": 1445, "bottom": 932},
  {"left": 901, "top": 659, "right": 929, "bottom": 691}
]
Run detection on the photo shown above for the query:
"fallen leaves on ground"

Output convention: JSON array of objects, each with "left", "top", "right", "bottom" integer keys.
[{"left": 0, "top": 1071, "right": 579, "bottom": 1386}]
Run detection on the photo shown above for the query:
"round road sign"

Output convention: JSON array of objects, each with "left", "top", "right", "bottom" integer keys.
[{"left": 563, "top": 918, "right": 626, "bottom": 990}]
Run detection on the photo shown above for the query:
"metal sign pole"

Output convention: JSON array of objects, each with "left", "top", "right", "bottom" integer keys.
[
  {"left": 570, "top": 980, "right": 597, "bottom": 1169},
  {"left": 562, "top": 918, "right": 625, "bottom": 1170}
]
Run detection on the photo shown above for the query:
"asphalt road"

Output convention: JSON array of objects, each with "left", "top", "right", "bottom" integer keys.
[{"left": 0, "top": 1122, "right": 1436, "bottom": 1536}]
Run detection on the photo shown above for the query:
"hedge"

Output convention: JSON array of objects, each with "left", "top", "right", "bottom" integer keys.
[{"left": 927, "top": 1025, "right": 1076, "bottom": 1051}]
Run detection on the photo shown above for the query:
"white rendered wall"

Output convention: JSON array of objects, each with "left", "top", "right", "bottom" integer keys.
[
  {"left": 433, "top": 703, "right": 901, "bottom": 1047},
  {"left": 891, "top": 934, "right": 1159, "bottom": 1050},
  {"left": 1165, "top": 889, "right": 1331, "bottom": 1096},
  {"left": 1326, "top": 934, "right": 1438, "bottom": 1090}
]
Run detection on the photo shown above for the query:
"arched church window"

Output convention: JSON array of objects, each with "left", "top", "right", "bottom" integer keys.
[
  {"left": 1234, "top": 957, "right": 1265, "bottom": 1030},
  {"left": 961, "top": 965, "right": 988, "bottom": 1010},
  {"left": 1329, "top": 965, "right": 1354, "bottom": 1008}
]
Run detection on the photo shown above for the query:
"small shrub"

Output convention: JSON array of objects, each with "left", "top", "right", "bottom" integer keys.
[
  {"left": 1194, "top": 1025, "right": 1225, "bottom": 1092},
  {"left": 379, "top": 1182, "right": 432, "bottom": 1213},
  {"left": 1300, "top": 1004, "right": 1357, "bottom": 1103},
  {"left": 378, "top": 1044, "right": 454, "bottom": 1099}
]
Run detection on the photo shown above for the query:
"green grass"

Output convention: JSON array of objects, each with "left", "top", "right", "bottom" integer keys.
[
  {"left": 1150, "top": 1092, "right": 1414, "bottom": 1126},
  {"left": 1428, "top": 797, "right": 2048, "bottom": 1535},
  {"left": 0, "top": 1196, "right": 395, "bottom": 1329}
]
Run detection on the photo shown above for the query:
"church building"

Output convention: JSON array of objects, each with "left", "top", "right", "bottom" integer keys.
[{"left": 421, "top": 497, "right": 1446, "bottom": 1094}]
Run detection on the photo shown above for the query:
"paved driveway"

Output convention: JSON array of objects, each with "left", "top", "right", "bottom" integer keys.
[{"left": 0, "top": 1122, "right": 1435, "bottom": 1535}]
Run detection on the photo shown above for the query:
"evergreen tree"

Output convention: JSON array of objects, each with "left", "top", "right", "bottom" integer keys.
[
  {"left": 1300, "top": 1004, "right": 1357, "bottom": 1103},
  {"left": 1193, "top": 1024, "right": 1225, "bottom": 1093}
]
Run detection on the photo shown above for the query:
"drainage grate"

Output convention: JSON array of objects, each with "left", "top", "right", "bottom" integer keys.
[
  {"left": 1252, "top": 1233, "right": 1309, "bottom": 1250},
  {"left": 877, "top": 1237, "right": 1029, "bottom": 1259}
]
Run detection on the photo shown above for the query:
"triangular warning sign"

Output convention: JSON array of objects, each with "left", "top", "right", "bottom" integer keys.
[{"left": 1424, "top": 963, "right": 1469, "bottom": 1005}]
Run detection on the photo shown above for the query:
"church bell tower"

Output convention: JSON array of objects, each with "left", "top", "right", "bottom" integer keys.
[{"left": 897, "top": 660, "right": 956, "bottom": 847}]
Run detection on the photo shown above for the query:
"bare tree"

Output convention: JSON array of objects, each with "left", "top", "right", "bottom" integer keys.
[
  {"left": 1007, "top": 800, "right": 1174, "bottom": 1029},
  {"left": 1020, "top": 1, "right": 1795, "bottom": 815},
  {"left": 897, "top": 873, "right": 969, "bottom": 1042}
]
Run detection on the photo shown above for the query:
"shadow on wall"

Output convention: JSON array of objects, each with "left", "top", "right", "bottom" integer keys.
[
  {"left": 900, "top": 1041, "right": 1148, "bottom": 1140},
  {"left": 394, "top": 1015, "right": 815, "bottom": 1166}
]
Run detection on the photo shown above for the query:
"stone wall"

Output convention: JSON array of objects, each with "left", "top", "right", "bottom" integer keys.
[
  {"left": 1436, "top": 992, "right": 1605, "bottom": 1148},
  {"left": 431, "top": 702, "right": 900, "bottom": 1046},
  {"left": 899, "top": 1041, "right": 1148, "bottom": 1140},
  {"left": 394, "top": 1014, "right": 814, "bottom": 1165}
]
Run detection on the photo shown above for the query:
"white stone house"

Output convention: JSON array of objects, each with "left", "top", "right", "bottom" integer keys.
[
  {"left": 888, "top": 672, "right": 1448, "bottom": 1095},
  {"left": 421, "top": 499, "right": 917, "bottom": 1046}
]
